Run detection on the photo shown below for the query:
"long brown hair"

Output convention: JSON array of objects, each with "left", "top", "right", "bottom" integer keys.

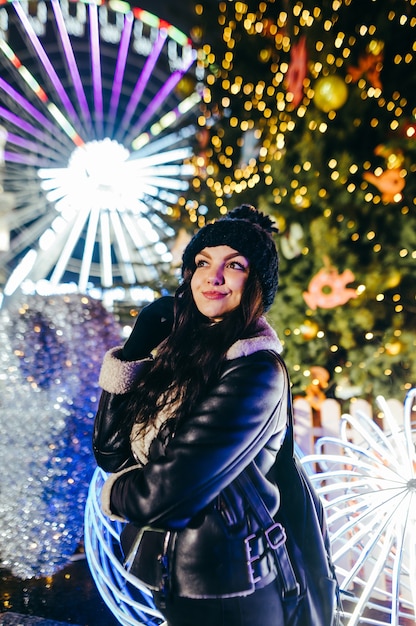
[{"left": 124, "top": 267, "right": 264, "bottom": 436}]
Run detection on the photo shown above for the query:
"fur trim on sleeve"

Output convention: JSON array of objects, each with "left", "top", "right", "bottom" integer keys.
[
  {"left": 226, "top": 317, "right": 283, "bottom": 360},
  {"left": 98, "top": 346, "right": 152, "bottom": 394},
  {"left": 101, "top": 464, "right": 141, "bottom": 522}
]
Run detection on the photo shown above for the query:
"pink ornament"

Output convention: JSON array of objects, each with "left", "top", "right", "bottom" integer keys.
[
  {"left": 285, "top": 36, "right": 308, "bottom": 108},
  {"left": 303, "top": 267, "right": 357, "bottom": 310}
]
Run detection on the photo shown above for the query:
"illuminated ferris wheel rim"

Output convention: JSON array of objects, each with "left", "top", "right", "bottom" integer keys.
[{"left": 0, "top": 0, "right": 200, "bottom": 304}]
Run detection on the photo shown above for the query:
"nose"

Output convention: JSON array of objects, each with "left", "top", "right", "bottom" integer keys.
[{"left": 207, "top": 266, "right": 224, "bottom": 285}]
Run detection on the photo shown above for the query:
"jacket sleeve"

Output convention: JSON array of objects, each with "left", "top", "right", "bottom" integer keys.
[
  {"left": 92, "top": 347, "right": 152, "bottom": 473},
  {"left": 105, "top": 351, "right": 287, "bottom": 529},
  {"left": 93, "top": 390, "right": 137, "bottom": 472}
]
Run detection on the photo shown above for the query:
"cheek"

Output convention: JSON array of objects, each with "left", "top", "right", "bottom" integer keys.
[
  {"left": 231, "top": 275, "right": 248, "bottom": 297},
  {"left": 190, "top": 273, "right": 200, "bottom": 296}
]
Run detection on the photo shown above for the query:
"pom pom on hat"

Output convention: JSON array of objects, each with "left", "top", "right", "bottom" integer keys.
[{"left": 182, "top": 205, "right": 279, "bottom": 311}]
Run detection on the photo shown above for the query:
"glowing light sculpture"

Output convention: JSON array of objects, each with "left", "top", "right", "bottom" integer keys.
[
  {"left": 85, "top": 467, "right": 166, "bottom": 626},
  {"left": 301, "top": 389, "right": 416, "bottom": 625},
  {"left": 0, "top": 1, "right": 199, "bottom": 304}
]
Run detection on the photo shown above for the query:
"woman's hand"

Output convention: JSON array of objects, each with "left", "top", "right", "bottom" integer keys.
[{"left": 122, "top": 296, "right": 174, "bottom": 360}]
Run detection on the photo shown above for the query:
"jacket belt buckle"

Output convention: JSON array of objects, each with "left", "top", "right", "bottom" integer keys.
[
  {"left": 244, "top": 532, "right": 264, "bottom": 585},
  {"left": 264, "top": 522, "right": 286, "bottom": 550}
]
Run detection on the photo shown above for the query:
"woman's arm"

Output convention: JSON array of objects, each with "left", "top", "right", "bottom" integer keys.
[
  {"left": 93, "top": 296, "right": 174, "bottom": 472},
  {"left": 92, "top": 348, "right": 152, "bottom": 472},
  {"left": 93, "top": 296, "right": 175, "bottom": 472},
  {"left": 104, "top": 351, "right": 288, "bottom": 528},
  {"left": 93, "top": 390, "right": 138, "bottom": 472}
]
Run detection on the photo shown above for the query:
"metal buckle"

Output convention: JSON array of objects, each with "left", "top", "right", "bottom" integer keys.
[
  {"left": 244, "top": 523, "right": 288, "bottom": 586},
  {"left": 264, "top": 522, "right": 286, "bottom": 550},
  {"left": 244, "top": 532, "right": 262, "bottom": 584}
]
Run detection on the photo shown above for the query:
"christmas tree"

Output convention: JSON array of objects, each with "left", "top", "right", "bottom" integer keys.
[{"left": 184, "top": 0, "right": 416, "bottom": 402}]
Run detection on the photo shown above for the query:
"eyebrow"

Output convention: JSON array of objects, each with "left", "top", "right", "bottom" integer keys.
[{"left": 196, "top": 250, "right": 248, "bottom": 262}]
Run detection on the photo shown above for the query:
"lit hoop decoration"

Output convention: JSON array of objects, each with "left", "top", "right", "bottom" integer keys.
[
  {"left": 0, "top": 1, "right": 199, "bottom": 304},
  {"left": 301, "top": 389, "right": 416, "bottom": 626},
  {"left": 84, "top": 467, "right": 166, "bottom": 626}
]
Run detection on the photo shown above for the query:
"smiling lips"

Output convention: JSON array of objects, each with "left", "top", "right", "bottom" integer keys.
[{"left": 202, "top": 290, "right": 228, "bottom": 300}]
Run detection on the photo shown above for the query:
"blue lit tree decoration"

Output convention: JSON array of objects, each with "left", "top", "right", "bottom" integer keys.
[{"left": 0, "top": 292, "right": 122, "bottom": 579}]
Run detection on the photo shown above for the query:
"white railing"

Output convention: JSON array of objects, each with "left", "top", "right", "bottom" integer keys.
[{"left": 293, "top": 395, "right": 408, "bottom": 456}]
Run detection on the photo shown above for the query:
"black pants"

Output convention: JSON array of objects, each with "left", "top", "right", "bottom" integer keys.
[{"left": 153, "top": 580, "right": 284, "bottom": 626}]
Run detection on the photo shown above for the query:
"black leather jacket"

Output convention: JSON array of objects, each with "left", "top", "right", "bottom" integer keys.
[{"left": 93, "top": 318, "right": 288, "bottom": 598}]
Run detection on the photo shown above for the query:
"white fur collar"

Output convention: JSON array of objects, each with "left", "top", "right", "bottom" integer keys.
[
  {"left": 225, "top": 316, "right": 282, "bottom": 360},
  {"left": 99, "top": 317, "right": 282, "bottom": 395}
]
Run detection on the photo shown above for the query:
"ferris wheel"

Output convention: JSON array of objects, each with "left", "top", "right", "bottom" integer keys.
[{"left": 0, "top": 0, "right": 200, "bottom": 307}]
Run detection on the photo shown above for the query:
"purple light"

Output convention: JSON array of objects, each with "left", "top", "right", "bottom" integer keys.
[
  {"left": 0, "top": 77, "right": 70, "bottom": 147},
  {"left": 0, "top": 105, "right": 61, "bottom": 150},
  {"left": 3, "top": 150, "right": 53, "bottom": 167},
  {"left": 12, "top": 1, "right": 84, "bottom": 141},
  {"left": 51, "top": 0, "right": 92, "bottom": 133},
  {"left": 116, "top": 29, "right": 167, "bottom": 142},
  {"left": 89, "top": 3, "right": 104, "bottom": 138},
  {"left": 6, "top": 131, "right": 60, "bottom": 162},
  {"left": 126, "top": 55, "right": 195, "bottom": 144},
  {"left": 106, "top": 10, "right": 134, "bottom": 138}
]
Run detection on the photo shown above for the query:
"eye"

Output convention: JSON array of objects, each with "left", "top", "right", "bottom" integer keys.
[
  {"left": 227, "top": 260, "right": 248, "bottom": 271},
  {"left": 195, "top": 257, "right": 208, "bottom": 268}
]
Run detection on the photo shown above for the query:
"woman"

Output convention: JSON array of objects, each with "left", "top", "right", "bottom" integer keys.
[{"left": 93, "top": 205, "right": 289, "bottom": 626}]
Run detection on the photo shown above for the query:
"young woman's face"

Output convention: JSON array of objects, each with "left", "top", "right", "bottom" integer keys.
[{"left": 190, "top": 245, "right": 250, "bottom": 321}]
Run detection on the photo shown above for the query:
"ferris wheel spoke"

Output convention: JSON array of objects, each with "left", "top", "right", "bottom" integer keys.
[
  {"left": 88, "top": 3, "right": 104, "bottom": 138},
  {"left": 51, "top": 0, "right": 93, "bottom": 133},
  {"left": 79, "top": 205, "right": 100, "bottom": 293},
  {"left": 109, "top": 211, "right": 137, "bottom": 285},
  {"left": 341, "top": 412, "right": 403, "bottom": 465},
  {"left": 116, "top": 29, "right": 168, "bottom": 143},
  {"left": 49, "top": 206, "right": 91, "bottom": 286},
  {"left": 99, "top": 210, "right": 113, "bottom": 289},
  {"left": 107, "top": 11, "right": 134, "bottom": 137},
  {"left": 12, "top": 1, "right": 86, "bottom": 143},
  {"left": 0, "top": 77, "right": 71, "bottom": 150},
  {"left": 389, "top": 504, "right": 411, "bottom": 626},
  {"left": 0, "top": 102, "right": 68, "bottom": 157},
  {"left": 132, "top": 123, "right": 196, "bottom": 158},
  {"left": 6, "top": 131, "right": 62, "bottom": 166},
  {"left": 336, "top": 491, "right": 410, "bottom": 590},
  {"left": 126, "top": 60, "right": 196, "bottom": 145},
  {"left": 307, "top": 452, "right": 406, "bottom": 484},
  {"left": 119, "top": 211, "right": 171, "bottom": 268},
  {"left": 129, "top": 146, "right": 194, "bottom": 168}
]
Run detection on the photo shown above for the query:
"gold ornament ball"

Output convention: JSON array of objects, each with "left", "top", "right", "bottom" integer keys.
[
  {"left": 300, "top": 319, "right": 319, "bottom": 340},
  {"left": 385, "top": 341, "right": 402, "bottom": 356},
  {"left": 314, "top": 75, "right": 348, "bottom": 112}
]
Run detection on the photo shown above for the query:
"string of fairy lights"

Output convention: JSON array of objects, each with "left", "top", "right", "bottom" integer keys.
[
  {"left": 179, "top": 0, "right": 416, "bottom": 397},
  {"left": 185, "top": 0, "right": 415, "bottom": 220}
]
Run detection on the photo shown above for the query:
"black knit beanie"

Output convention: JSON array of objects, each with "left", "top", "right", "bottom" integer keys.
[{"left": 182, "top": 205, "right": 279, "bottom": 311}]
